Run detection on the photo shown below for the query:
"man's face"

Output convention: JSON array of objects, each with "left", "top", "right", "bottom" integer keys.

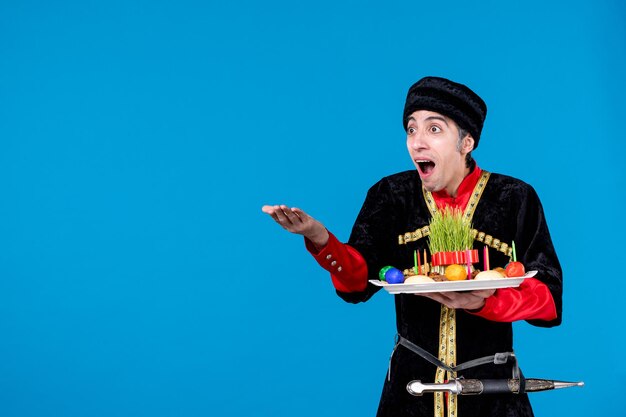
[{"left": 406, "top": 110, "right": 473, "bottom": 196}]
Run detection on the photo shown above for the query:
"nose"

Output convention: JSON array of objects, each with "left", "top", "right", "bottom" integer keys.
[{"left": 408, "top": 131, "right": 427, "bottom": 151}]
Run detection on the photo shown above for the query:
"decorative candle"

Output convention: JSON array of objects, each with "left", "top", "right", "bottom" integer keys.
[
  {"left": 512, "top": 241, "right": 517, "bottom": 262},
  {"left": 414, "top": 250, "right": 418, "bottom": 274},
  {"left": 484, "top": 245, "right": 490, "bottom": 271},
  {"left": 418, "top": 250, "right": 422, "bottom": 275},
  {"left": 466, "top": 248, "right": 472, "bottom": 279},
  {"left": 423, "top": 249, "right": 428, "bottom": 274}
]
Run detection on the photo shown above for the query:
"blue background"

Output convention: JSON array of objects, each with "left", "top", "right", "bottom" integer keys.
[{"left": 1, "top": 1, "right": 624, "bottom": 416}]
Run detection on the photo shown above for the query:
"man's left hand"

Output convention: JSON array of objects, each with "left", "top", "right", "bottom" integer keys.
[{"left": 419, "top": 289, "right": 496, "bottom": 310}]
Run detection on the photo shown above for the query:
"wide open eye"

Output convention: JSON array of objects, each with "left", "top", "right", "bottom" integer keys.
[{"left": 429, "top": 125, "right": 441, "bottom": 133}]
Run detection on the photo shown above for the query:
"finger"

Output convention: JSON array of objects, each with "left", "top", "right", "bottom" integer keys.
[
  {"left": 279, "top": 205, "right": 301, "bottom": 224},
  {"left": 419, "top": 292, "right": 447, "bottom": 305},
  {"left": 445, "top": 292, "right": 474, "bottom": 302},
  {"left": 434, "top": 292, "right": 455, "bottom": 302},
  {"left": 262, "top": 205, "right": 281, "bottom": 219},
  {"left": 425, "top": 292, "right": 472, "bottom": 309},
  {"left": 280, "top": 204, "right": 296, "bottom": 219},
  {"left": 471, "top": 289, "right": 496, "bottom": 298},
  {"left": 273, "top": 205, "right": 291, "bottom": 224},
  {"left": 291, "top": 207, "right": 308, "bottom": 221},
  {"left": 286, "top": 207, "right": 311, "bottom": 226},
  {"left": 262, "top": 204, "right": 287, "bottom": 218},
  {"left": 261, "top": 205, "right": 281, "bottom": 222}
]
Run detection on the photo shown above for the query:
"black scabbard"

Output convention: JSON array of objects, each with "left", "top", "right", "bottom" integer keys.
[
  {"left": 480, "top": 379, "right": 518, "bottom": 394},
  {"left": 457, "top": 379, "right": 510, "bottom": 395},
  {"left": 459, "top": 378, "right": 557, "bottom": 395}
]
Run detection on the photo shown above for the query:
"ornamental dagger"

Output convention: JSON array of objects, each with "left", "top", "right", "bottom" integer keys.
[{"left": 407, "top": 378, "right": 584, "bottom": 396}]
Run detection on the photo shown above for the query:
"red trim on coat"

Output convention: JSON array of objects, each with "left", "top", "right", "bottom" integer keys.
[
  {"left": 432, "top": 166, "right": 483, "bottom": 212},
  {"left": 305, "top": 232, "right": 368, "bottom": 293},
  {"left": 466, "top": 278, "right": 557, "bottom": 322}
]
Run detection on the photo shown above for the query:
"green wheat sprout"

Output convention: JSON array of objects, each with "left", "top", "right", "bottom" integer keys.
[{"left": 428, "top": 207, "right": 473, "bottom": 254}]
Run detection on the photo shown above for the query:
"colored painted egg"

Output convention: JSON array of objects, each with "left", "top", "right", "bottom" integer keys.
[
  {"left": 505, "top": 261, "right": 525, "bottom": 277},
  {"left": 379, "top": 266, "right": 393, "bottom": 281},
  {"left": 385, "top": 267, "right": 405, "bottom": 284}
]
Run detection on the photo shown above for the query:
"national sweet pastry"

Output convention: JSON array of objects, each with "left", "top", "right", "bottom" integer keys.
[
  {"left": 404, "top": 275, "right": 435, "bottom": 284},
  {"left": 474, "top": 270, "right": 505, "bottom": 280}
]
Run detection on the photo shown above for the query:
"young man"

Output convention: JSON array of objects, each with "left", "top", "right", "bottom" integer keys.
[{"left": 262, "top": 77, "right": 562, "bottom": 417}]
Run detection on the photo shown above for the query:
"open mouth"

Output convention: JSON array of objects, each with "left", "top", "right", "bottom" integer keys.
[{"left": 415, "top": 159, "right": 436, "bottom": 175}]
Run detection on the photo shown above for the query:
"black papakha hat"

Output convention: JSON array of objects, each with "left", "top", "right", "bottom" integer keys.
[{"left": 403, "top": 76, "right": 487, "bottom": 148}]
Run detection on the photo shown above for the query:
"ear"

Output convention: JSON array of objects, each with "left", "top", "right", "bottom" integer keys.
[{"left": 461, "top": 134, "right": 475, "bottom": 154}]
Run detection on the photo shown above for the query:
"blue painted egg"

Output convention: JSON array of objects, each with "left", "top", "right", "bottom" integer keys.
[{"left": 385, "top": 267, "right": 405, "bottom": 284}]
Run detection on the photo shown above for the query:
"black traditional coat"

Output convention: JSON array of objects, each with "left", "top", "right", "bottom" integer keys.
[{"left": 339, "top": 170, "right": 562, "bottom": 417}]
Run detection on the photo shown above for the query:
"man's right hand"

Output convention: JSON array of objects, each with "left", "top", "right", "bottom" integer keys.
[{"left": 261, "top": 205, "right": 329, "bottom": 250}]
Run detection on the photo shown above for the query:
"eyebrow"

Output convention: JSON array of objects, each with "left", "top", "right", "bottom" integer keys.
[
  {"left": 407, "top": 115, "right": 450, "bottom": 126},
  {"left": 424, "top": 115, "right": 450, "bottom": 126}
]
